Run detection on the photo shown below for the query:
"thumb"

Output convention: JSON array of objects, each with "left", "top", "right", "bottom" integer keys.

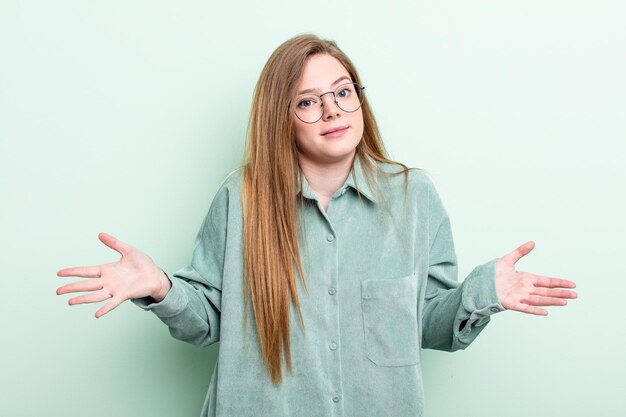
[
  {"left": 98, "top": 232, "right": 131, "bottom": 256},
  {"left": 501, "top": 240, "right": 535, "bottom": 266}
]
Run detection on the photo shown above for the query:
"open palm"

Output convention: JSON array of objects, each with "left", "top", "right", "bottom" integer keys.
[
  {"left": 56, "top": 232, "right": 171, "bottom": 318},
  {"left": 495, "top": 241, "right": 577, "bottom": 315}
]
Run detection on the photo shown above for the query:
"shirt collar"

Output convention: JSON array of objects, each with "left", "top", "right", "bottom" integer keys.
[{"left": 296, "top": 155, "right": 377, "bottom": 203}]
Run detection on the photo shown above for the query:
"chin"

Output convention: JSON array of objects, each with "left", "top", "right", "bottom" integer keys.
[
  {"left": 319, "top": 146, "right": 359, "bottom": 165},
  {"left": 297, "top": 135, "right": 362, "bottom": 166}
]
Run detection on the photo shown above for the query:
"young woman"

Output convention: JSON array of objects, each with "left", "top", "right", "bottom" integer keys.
[{"left": 56, "top": 34, "right": 577, "bottom": 417}]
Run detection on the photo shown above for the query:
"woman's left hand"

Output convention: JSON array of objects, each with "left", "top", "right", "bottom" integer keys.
[{"left": 495, "top": 241, "right": 577, "bottom": 315}]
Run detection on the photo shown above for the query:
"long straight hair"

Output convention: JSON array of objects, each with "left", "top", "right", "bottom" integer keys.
[{"left": 242, "top": 34, "right": 407, "bottom": 385}]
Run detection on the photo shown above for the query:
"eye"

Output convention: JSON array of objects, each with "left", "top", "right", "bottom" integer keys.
[
  {"left": 296, "top": 97, "right": 318, "bottom": 109},
  {"left": 337, "top": 86, "right": 353, "bottom": 98}
]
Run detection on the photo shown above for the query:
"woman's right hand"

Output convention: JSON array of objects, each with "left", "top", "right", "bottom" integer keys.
[{"left": 56, "top": 232, "right": 172, "bottom": 318}]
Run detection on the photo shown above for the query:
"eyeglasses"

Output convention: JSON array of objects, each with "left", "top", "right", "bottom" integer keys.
[{"left": 293, "top": 82, "right": 365, "bottom": 124}]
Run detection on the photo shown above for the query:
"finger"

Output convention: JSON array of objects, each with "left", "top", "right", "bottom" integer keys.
[
  {"left": 68, "top": 289, "right": 111, "bottom": 306},
  {"left": 532, "top": 287, "right": 578, "bottom": 299},
  {"left": 98, "top": 232, "right": 132, "bottom": 256},
  {"left": 501, "top": 241, "right": 535, "bottom": 266},
  {"left": 57, "top": 280, "right": 103, "bottom": 295},
  {"left": 95, "top": 297, "right": 125, "bottom": 318},
  {"left": 507, "top": 301, "right": 548, "bottom": 316},
  {"left": 533, "top": 275, "right": 577, "bottom": 289},
  {"left": 523, "top": 295, "right": 568, "bottom": 307},
  {"left": 57, "top": 266, "right": 101, "bottom": 278}
]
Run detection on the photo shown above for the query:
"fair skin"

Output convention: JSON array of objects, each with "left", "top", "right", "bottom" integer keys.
[
  {"left": 292, "top": 54, "right": 364, "bottom": 211},
  {"left": 57, "top": 232, "right": 172, "bottom": 317},
  {"left": 57, "top": 53, "right": 577, "bottom": 318}
]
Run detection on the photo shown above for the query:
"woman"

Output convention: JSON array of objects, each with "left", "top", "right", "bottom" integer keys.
[{"left": 57, "top": 34, "right": 577, "bottom": 417}]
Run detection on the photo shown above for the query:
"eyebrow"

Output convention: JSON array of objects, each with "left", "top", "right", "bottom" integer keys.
[{"left": 297, "top": 75, "right": 352, "bottom": 96}]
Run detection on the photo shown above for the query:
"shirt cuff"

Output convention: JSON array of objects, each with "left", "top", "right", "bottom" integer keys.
[
  {"left": 461, "top": 258, "right": 505, "bottom": 326},
  {"left": 131, "top": 275, "right": 190, "bottom": 318}
]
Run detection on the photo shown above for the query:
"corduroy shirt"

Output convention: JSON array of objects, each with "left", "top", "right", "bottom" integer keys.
[{"left": 133, "top": 156, "right": 504, "bottom": 417}]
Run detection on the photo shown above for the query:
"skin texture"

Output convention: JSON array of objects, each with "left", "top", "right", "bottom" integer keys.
[
  {"left": 56, "top": 232, "right": 171, "bottom": 318},
  {"left": 495, "top": 240, "right": 577, "bottom": 315},
  {"left": 56, "top": 57, "right": 577, "bottom": 318}
]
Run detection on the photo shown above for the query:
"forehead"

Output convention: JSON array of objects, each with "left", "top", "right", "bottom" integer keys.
[{"left": 297, "top": 54, "right": 351, "bottom": 91}]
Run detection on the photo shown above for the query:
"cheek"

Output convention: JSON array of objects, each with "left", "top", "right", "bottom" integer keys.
[
  {"left": 352, "top": 110, "right": 365, "bottom": 138},
  {"left": 293, "top": 120, "right": 313, "bottom": 148}
]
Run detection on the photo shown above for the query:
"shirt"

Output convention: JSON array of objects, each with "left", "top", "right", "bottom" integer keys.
[{"left": 132, "top": 156, "right": 504, "bottom": 417}]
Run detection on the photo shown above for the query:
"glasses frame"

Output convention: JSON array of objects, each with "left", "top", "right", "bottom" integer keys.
[{"left": 292, "top": 82, "right": 366, "bottom": 124}]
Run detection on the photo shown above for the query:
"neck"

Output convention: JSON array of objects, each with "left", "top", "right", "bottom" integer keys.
[{"left": 298, "top": 154, "right": 355, "bottom": 207}]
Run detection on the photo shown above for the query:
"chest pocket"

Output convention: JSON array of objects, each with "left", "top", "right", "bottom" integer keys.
[{"left": 361, "top": 275, "right": 420, "bottom": 366}]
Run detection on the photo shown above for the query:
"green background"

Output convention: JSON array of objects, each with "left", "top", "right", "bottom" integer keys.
[{"left": 1, "top": 1, "right": 624, "bottom": 416}]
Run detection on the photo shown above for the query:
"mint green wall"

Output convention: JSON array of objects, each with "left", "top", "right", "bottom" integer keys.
[{"left": 1, "top": 1, "right": 624, "bottom": 416}]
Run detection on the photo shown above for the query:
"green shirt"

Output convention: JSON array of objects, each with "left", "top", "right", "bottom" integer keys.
[{"left": 133, "top": 156, "right": 504, "bottom": 417}]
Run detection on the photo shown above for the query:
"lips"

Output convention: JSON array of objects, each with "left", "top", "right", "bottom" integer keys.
[{"left": 321, "top": 125, "right": 349, "bottom": 136}]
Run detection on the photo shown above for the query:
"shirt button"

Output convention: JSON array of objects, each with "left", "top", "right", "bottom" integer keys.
[
  {"left": 328, "top": 287, "right": 336, "bottom": 295},
  {"left": 490, "top": 307, "right": 500, "bottom": 313},
  {"left": 329, "top": 342, "right": 337, "bottom": 351},
  {"left": 326, "top": 234, "right": 335, "bottom": 242},
  {"left": 332, "top": 395, "right": 341, "bottom": 403}
]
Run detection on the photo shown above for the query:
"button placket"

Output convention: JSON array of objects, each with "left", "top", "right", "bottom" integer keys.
[
  {"left": 324, "top": 224, "right": 343, "bottom": 415},
  {"left": 314, "top": 211, "right": 344, "bottom": 415}
]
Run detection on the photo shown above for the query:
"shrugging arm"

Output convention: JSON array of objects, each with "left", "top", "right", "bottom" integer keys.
[
  {"left": 421, "top": 179, "right": 504, "bottom": 351},
  {"left": 132, "top": 186, "right": 230, "bottom": 347}
]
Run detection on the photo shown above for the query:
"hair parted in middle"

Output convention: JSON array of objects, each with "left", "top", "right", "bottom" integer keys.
[{"left": 242, "top": 33, "right": 408, "bottom": 385}]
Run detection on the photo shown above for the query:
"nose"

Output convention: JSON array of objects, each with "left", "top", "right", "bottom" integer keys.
[{"left": 320, "top": 92, "right": 341, "bottom": 120}]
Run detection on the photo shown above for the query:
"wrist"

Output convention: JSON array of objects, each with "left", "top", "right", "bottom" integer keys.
[{"left": 152, "top": 269, "right": 172, "bottom": 302}]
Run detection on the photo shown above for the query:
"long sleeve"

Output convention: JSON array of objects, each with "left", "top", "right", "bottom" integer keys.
[
  {"left": 127, "top": 161, "right": 508, "bottom": 417},
  {"left": 421, "top": 178, "right": 504, "bottom": 352},
  {"left": 131, "top": 185, "right": 229, "bottom": 347}
]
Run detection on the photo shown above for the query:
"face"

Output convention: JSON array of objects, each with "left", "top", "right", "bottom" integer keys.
[{"left": 292, "top": 54, "right": 364, "bottom": 169}]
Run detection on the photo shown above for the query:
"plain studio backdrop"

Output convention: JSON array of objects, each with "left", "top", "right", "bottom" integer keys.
[{"left": 1, "top": 1, "right": 624, "bottom": 416}]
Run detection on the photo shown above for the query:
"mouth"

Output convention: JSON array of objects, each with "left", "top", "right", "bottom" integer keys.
[{"left": 321, "top": 125, "right": 350, "bottom": 136}]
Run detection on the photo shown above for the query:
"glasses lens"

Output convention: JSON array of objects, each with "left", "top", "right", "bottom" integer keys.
[
  {"left": 335, "top": 83, "right": 364, "bottom": 113},
  {"left": 293, "top": 83, "right": 365, "bottom": 123},
  {"left": 294, "top": 94, "right": 323, "bottom": 123}
]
